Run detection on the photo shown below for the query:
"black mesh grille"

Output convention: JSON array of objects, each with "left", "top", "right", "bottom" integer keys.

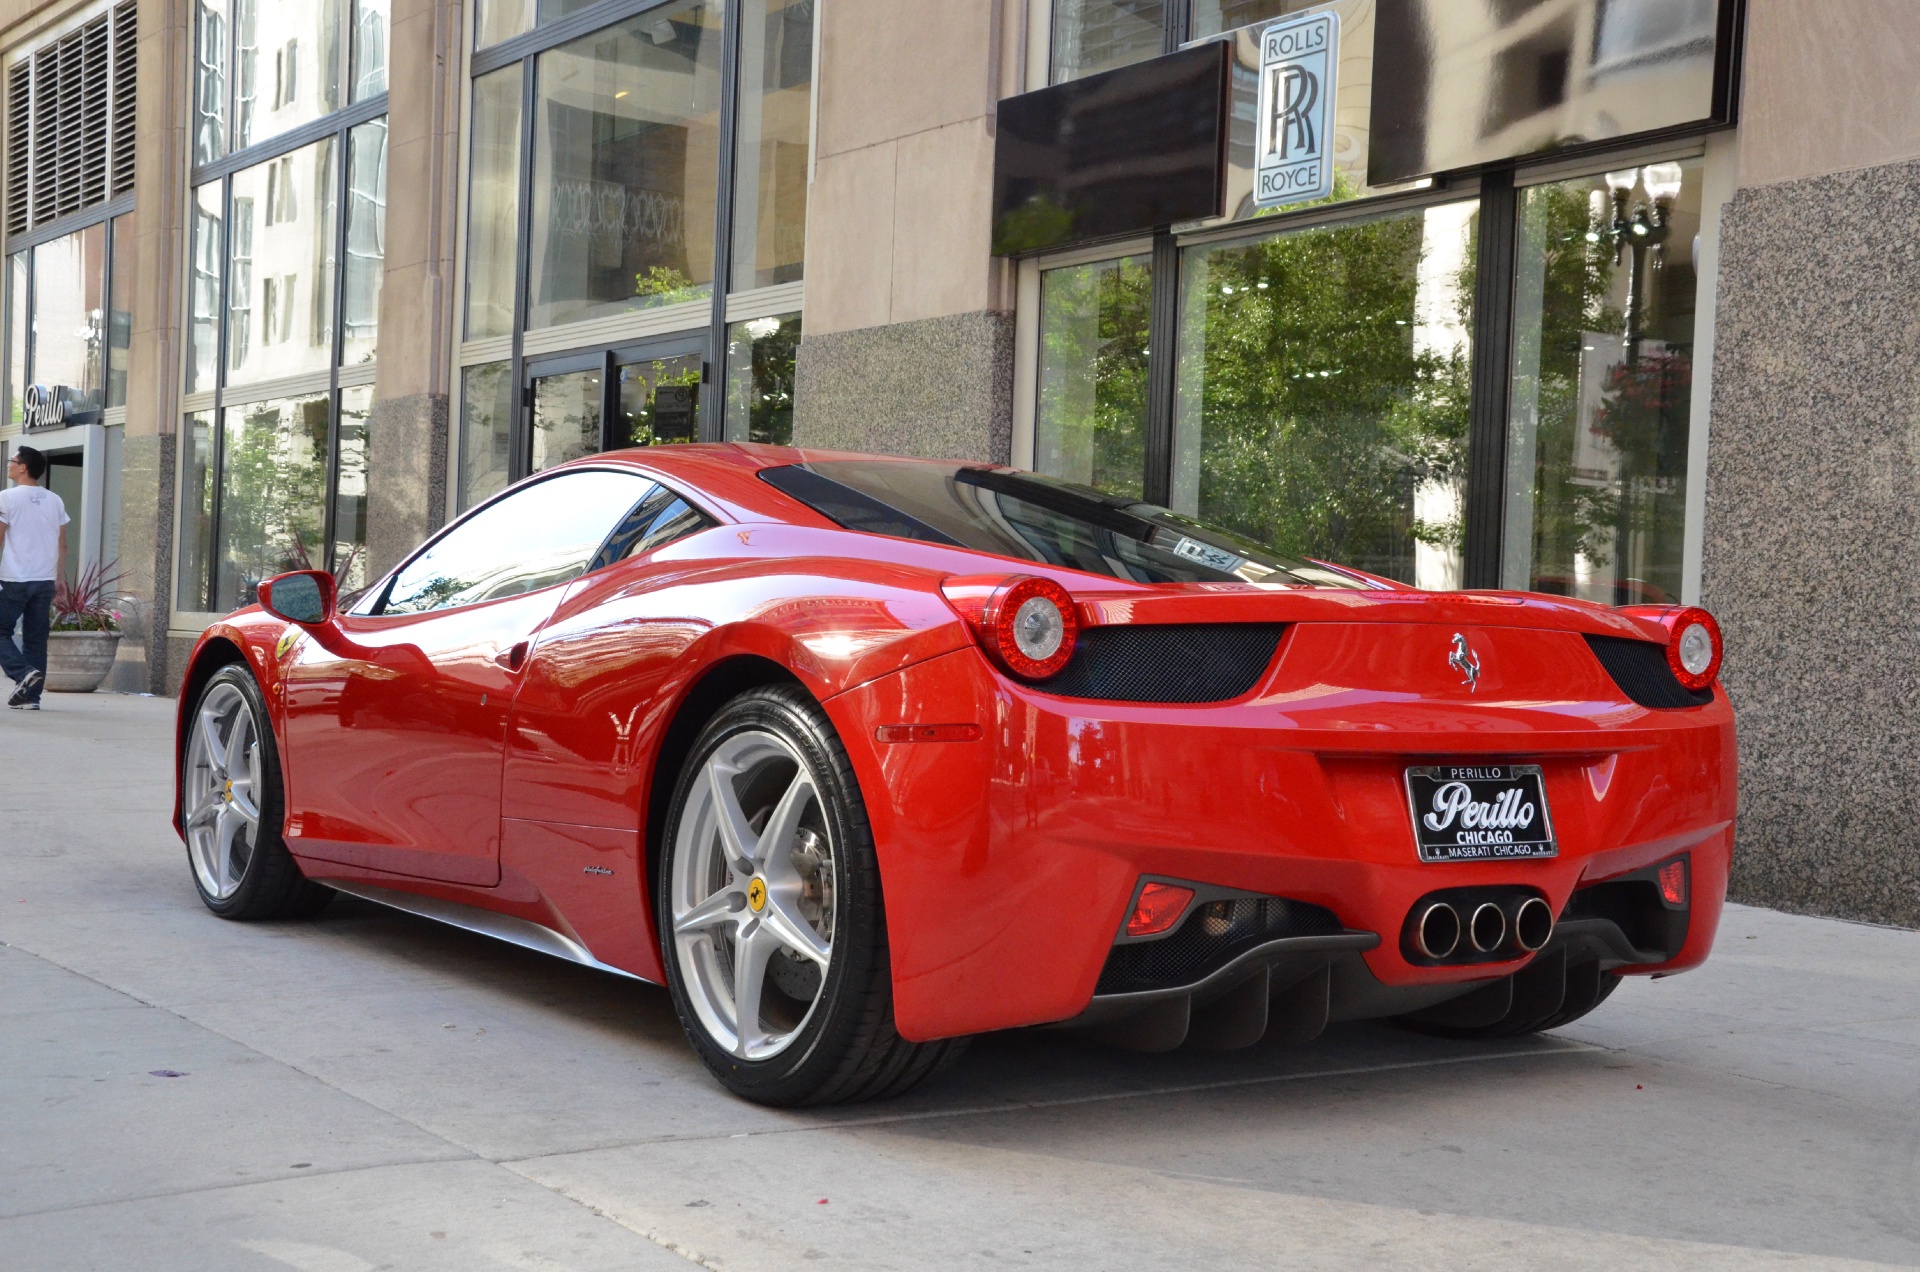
[
  {"left": 1038, "top": 623, "right": 1285, "bottom": 704},
  {"left": 1095, "top": 896, "right": 1342, "bottom": 996},
  {"left": 1585, "top": 635, "right": 1713, "bottom": 709}
]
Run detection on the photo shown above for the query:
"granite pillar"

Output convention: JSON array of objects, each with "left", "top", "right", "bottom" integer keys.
[
  {"left": 1703, "top": 157, "right": 1920, "bottom": 928},
  {"left": 365, "top": 393, "right": 449, "bottom": 578},
  {"left": 791, "top": 311, "right": 1014, "bottom": 463}
]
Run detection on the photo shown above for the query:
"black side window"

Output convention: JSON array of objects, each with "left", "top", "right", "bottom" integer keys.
[
  {"left": 595, "top": 484, "right": 715, "bottom": 568},
  {"left": 759, "top": 463, "right": 960, "bottom": 545},
  {"left": 380, "top": 471, "right": 655, "bottom": 615}
]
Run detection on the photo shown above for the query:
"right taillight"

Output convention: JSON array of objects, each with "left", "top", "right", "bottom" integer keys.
[
  {"left": 1665, "top": 606, "right": 1722, "bottom": 691},
  {"left": 945, "top": 574, "right": 1080, "bottom": 682}
]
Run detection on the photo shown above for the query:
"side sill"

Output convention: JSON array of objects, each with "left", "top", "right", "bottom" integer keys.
[{"left": 324, "top": 881, "right": 655, "bottom": 984}]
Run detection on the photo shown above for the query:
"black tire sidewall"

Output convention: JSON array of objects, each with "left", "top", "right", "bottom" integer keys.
[
  {"left": 657, "top": 686, "right": 883, "bottom": 1105},
  {"left": 185, "top": 665, "right": 291, "bottom": 919}
]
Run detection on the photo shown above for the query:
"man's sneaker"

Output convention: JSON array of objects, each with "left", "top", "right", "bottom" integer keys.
[{"left": 8, "top": 670, "right": 43, "bottom": 707}]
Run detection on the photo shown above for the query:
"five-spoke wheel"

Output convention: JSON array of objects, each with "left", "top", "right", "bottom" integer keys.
[
  {"left": 658, "top": 684, "right": 965, "bottom": 1105},
  {"left": 671, "top": 726, "right": 837, "bottom": 1060},
  {"left": 181, "top": 665, "right": 332, "bottom": 920},
  {"left": 183, "top": 678, "right": 265, "bottom": 901}
]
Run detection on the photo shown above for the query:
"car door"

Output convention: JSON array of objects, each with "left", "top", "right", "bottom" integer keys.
[
  {"left": 280, "top": 468, "right": 657, "bottom": 885},
  {"left": 500, "top": 481, "right": 720, "bottom": 830}
]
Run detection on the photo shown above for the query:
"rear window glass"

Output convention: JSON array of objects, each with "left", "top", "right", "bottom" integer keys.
[{"left": 760, "top": 461, "right": 1374, "bottom": 588}]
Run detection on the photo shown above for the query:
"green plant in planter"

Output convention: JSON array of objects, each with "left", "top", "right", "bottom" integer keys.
[{"left": 51, "top": 560, "right": 123, "bottom": 634}]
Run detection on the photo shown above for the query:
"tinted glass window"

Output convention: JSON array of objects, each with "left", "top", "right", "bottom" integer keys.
[
  {"left": 760, "top": 461, "right": 1372, "bottom": 589},
  {"left": 599, "top": 485, "right": 714, "bottom": 565},
  {"left": 381, "top": 470, "right": 653, "bottom": 614}
]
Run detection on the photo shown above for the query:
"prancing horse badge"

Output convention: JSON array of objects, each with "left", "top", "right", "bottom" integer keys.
[{"left": 1449, "top": 633, "right": 1481, "bottom": 692}]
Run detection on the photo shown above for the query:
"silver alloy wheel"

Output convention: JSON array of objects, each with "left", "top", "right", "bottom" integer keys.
[
  {"left": 671, "top": 728, "right": 835, "bottom": 1062},
  {"left": 182, "top": 681, "right": 264, "bottom": 900}
]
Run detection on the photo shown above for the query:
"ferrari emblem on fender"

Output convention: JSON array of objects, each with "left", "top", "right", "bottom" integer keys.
[
  {"left": 1449, "top": 633, "right": 1481, "bottom": 692},
  {"left": 747, "top": 878, "right": 768, "bottom": 912}
]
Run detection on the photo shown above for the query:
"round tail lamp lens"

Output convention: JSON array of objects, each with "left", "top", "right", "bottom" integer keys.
[
  {"left": 1664, "top": 607, "right": 1723, "bottom": 690},
  {"left": 1012, "top": 595, "right": 1066, "bottom": 662},
  {"left": 985, "top": 576, "right": 1078, "bottom": 680},
  {"left": 1677, "top": 623, "right": 1714, "bottom": 676}
]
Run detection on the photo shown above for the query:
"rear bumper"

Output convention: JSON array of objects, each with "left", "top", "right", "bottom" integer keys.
[{"left": 826, "top": 640, "right": 1736, "bottom": 1043}]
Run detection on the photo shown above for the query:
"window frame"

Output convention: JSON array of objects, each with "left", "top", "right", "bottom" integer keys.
[
  {"left": 451, "top": 0, "right": 817, "bottom": 507},
  {"left": 1, "top": 0, "right": 141, "bottom": 429},
  {"left": 173, "top": 7, "right": 391, "bottom": 617}
]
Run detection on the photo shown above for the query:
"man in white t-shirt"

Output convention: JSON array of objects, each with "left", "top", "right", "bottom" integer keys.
[{"left": 0, "top": 445, "right": 69, "bottom": 710}]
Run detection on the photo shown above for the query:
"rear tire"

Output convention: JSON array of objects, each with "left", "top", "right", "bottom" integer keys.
[
  {"left": 181, "top": 665, "right": 334, "bottom": 921},
  {"left": 657, "top": 684, "right": 965, "bottom": 1105}
]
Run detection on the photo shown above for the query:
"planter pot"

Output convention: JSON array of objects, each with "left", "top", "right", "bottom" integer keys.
[{"left": 45, "top": 629, "right": 122, "bottom": 693}]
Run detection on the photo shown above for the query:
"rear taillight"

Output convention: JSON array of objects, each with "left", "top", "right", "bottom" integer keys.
[
  {"left": 951, "top": 574, "right": 1079, "bottom": 681},
  {"left": 1665, "top": 606, "right": 1722, "bottom": 691}
]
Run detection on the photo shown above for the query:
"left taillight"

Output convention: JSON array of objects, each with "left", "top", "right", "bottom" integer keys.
[
  {"left": 1665, "top": 606, "right": 1723, "bottom": 691},
  {"left": 944, "top": 574, "right": 1080, "bottom": 681}
]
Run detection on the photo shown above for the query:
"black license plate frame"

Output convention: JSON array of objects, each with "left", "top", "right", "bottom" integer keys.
[{"left": 1404, "top": 763, "right": 1557, "bottom": 863}]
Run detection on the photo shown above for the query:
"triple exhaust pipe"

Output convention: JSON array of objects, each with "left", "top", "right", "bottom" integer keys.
[{"left": 1412, "top": 894, "right": 1554, "bottom": 962}]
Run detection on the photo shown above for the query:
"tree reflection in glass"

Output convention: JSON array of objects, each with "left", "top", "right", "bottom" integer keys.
[
  {"left": 212, "top": 395, "right": 331, "bottom": 613},
  {"left": 1173, "top": 195, "right": 1477, "bottom": 587},
  {"left": 1036, "top": 255, "right": 1150, "bottom": 500},
  {"left": 1503, "top": 163, "right": 1700, "bottom": 605}
]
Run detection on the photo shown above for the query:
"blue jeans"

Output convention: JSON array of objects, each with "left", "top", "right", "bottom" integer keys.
[{"left": 0, "top": 580, "right": 54, "bottom": 696}]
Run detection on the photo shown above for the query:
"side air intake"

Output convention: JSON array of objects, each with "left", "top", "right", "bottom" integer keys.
[
  {"left": 1039, "top": 623, "right": 1285, "bottom": 704},
  {"left": 1585, "top": 635, "right": 1714, "bottom": 709}
]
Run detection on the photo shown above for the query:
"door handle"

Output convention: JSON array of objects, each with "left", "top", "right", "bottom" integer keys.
[{"left": 496, "top": 640, "right": 528, "bottom": 671}]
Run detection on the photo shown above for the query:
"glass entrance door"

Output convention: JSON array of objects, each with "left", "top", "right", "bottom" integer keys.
[
  {"left": 523, "top": 335, "right": 707, "bottom": 477},
  {"left": 526, "top": 352, "right": 605, "bottom": 475},
  {"left": 612, "top": 343, "right": 705, "bottom": 449}
]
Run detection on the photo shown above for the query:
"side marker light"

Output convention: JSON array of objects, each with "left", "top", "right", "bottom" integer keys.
[
  {"left": 1657, "top": 858, "right": 1688, "bottom": 907},
  {"left": 874, "top": 724, "right": 984, "bottom": 744},
  {"left": 1125, "top": 882, "right": 1195, "bottom": 937}
]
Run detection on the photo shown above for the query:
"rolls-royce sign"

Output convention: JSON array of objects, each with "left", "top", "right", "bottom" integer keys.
[{"left": 1254, "top": 10, "right": 1337, "bottom": 209}]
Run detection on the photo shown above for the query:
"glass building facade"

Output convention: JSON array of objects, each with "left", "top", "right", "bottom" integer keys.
[
  {"left": 0, "top": 1, "right": 139, "bottom": 588},
  {"left": 454, "top": 0, "right": 813, "bottom": 512},
  {"left": 175, "top": 0, "right": 388, "bottom": 612},
  {"left": 1026, "top": 1, "right": 1713, "bottom": 603},
  {"left": 0, "top": 0, "right": 1739, "bottom": 661}
]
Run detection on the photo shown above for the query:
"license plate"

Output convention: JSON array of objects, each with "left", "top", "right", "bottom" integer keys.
[{"left": 1404, "top": 764, "right": 1557, "bottom": 863}]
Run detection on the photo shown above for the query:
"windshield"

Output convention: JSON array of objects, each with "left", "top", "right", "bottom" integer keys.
[{"left": 759, "top": 461, "right": 1375, "bottom": 589}]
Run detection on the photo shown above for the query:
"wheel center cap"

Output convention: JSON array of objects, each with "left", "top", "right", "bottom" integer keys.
[{"left": 746, "top": 877, "right": 768, "bottom": 913}]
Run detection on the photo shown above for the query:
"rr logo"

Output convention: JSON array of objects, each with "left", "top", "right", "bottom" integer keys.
[{"left": 1276, "top": 64, "right": 1320, "bottom": 159}]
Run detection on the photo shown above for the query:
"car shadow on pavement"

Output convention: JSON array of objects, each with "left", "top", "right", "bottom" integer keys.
[{"left": 307, "top": 892, "right": 1584, "bottom": 1119}]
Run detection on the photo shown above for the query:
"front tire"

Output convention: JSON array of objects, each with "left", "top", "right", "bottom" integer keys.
[
  {"left": 657, "top": 684, "right": 963, "bottom": 1105},
  {"left": 181, "top": 664, "right": 333, "bottom": 921}
]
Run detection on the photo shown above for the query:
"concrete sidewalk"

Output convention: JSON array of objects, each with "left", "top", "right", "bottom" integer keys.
[{"left": 3, "top": 692, "right": 1917, "bottom": 1270}]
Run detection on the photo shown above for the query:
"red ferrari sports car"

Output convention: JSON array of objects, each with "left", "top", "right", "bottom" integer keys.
[{"left": 174, "top": 445, "right": 1734, "bottom": 1105}]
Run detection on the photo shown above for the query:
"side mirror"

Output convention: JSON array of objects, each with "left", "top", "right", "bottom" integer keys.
[{"left": 258, "top": 570, "right": 337, "bottom": 626}]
